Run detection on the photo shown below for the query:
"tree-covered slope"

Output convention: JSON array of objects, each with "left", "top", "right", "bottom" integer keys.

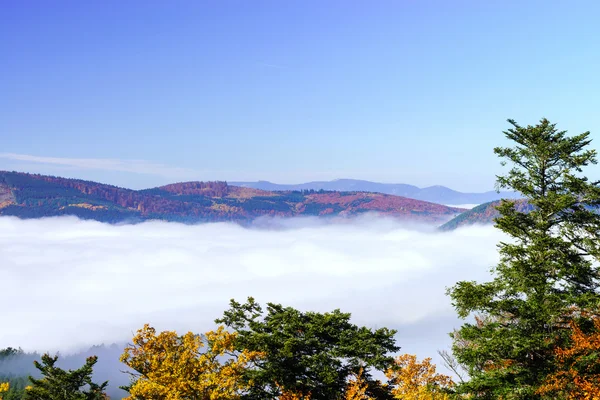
[
  {"left": 438, "top": 199, "right": 532, "bottom": 231},
  {"left": 0, "top": 171, "right": 465, "bottom": 224}
]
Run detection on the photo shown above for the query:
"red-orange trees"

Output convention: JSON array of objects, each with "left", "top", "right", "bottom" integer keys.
[{"left": 538, "top": 318, "right": 600, "bottom": 399}]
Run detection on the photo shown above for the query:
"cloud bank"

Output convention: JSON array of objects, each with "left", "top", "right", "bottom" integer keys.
[{"left": 0, "top": 216, "right": 504, "bottom": 374}]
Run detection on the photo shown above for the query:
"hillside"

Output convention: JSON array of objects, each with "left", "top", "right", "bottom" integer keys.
[
  {"left": 438, "top": 199, "right": 532, "bottom": 231},
  {"left": 230, "top": 179, "right": 520, "bottom": 205},
  {"left": 0, "top": 171, "right": 465, "bottom": 224}
]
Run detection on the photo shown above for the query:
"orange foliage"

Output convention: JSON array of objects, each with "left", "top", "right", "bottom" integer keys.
[
  {"left": 344, "top": 369, "right": 375, "bottom": 400},
  {"left": 538, "top": 318, "right": 600, "bottom": 399},
  {"left": 275, "top": 369, "right": 375, "bottom": 400},
  {"left": 278, "top": 389, "right": 311, "bottom": 400}
]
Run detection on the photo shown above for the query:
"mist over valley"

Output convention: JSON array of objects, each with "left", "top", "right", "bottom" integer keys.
[{"left": 0, "top": 215, "right": 503, "bottom": 395}]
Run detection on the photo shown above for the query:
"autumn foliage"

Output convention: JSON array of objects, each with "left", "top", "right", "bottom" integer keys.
[
  {"left": 0, "top": 382, "right": 9, "bottom": 400},
  {"left": 0, "top": 171, "right": 463, "bottom": 224},
  {"left": 116, "top": 300, "right": 457, "bottom": 400},
  {"left": 386, "top": 354, "right": 454, "bottom": 400},
  {"left": 277, "top": 369, "right": 375, "bottom": 400},
  {"left": 120, "top": 324, "right": 262, "bottom": 400},
  {"left": 537, "top": 318, "right": 600, "bottom": 399},
  {"left": 118, "top": 323, "right": 455, "bottom": 400}
]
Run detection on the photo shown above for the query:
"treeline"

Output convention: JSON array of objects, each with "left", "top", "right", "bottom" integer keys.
[
  {"left": 0, "top": 171, "right": 459, "bottom": 224},
  {"left": 156, "top": 181, "right": 230, "bottom": 197},
  {"left": 0, "top": 345, "right": 129, "bottom": 400},
  {"left": 0, "top": 299, "right": 454, "bottom": 400},
  {"left": 438, "top": 199, "right": 534, "bottom": 231}
]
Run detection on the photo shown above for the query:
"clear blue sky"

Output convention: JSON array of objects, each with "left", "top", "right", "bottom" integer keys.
[{"left": 2, "top": 0, "right": 600, "bottom": 191}]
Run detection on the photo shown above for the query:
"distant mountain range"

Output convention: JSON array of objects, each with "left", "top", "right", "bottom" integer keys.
[
  {"left": 230, "top": 179, "right": 520, "bottom": 205},
  {"left": 0, "top": 172, "right": 466, "bottom": 224}
]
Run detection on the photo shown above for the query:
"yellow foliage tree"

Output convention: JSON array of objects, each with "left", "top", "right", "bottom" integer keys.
[
  {"left": 344, "top": 369, "right": 376, "bottom": 400},
  {"left": 0, "top": 382, "right": 8, "bottom": 400},
  {"left": 386, "top": 354, "right": 454, "bottom": 400},
  {"left": 537, "top": 318, "right": 600, "bottom": 399},
  {"left": 120, "top": 324, "right": 262, "bottom": 400}
]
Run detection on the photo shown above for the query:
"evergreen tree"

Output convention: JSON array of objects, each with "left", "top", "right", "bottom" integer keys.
[
  {"left": 25, "top": 354, "right": 108, "bottom": 400},
  {"left": 216, "top": 297, "right": 399, "bottom": 400},
  {"left": 449, "top": 118, "right": 600, "bottom": 399}
]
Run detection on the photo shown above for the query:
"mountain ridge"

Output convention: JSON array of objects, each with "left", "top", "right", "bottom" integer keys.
[
  {"left": 230, "top": 179, "right": 520, "bottom": 205},
  {"left": 0, "top": 171, "right": 466, "bottom": 225}
]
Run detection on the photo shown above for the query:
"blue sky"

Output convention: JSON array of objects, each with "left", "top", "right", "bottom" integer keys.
[{"left": 2, "top": 0, "right": 600, "bottom": 191}]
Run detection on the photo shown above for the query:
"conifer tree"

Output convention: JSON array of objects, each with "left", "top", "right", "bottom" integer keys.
[
  {"left": 216, "top": 297, "right": 398, "bottom": 400},
  {"left": 24, "top": 354, "right": 108, "bottom": 400},
  {"left": 449, "top": 118, "right": 600, "bottom": 398}
]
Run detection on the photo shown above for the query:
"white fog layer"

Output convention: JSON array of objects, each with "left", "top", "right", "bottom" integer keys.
[
  {"left": 0, "top": 216, "right": 503, "bottom": 370},
  {"left": 444, "top": 204, "right": 480, "bottom": 209}
]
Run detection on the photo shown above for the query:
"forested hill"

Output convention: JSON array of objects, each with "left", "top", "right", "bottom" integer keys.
[
  {"left": 0, "top": 171, "right": 465, "bottom": 224},
  {"left": 439, "top": 199, "right": 532, "bottom": 231}
]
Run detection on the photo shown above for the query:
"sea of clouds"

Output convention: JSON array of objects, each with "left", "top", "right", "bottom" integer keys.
[{"left": 0, "top": 215, "right": 504, "bottom": 378}]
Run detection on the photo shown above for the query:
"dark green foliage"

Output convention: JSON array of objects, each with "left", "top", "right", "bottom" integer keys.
[
  {"left": 1, "top": 172, "right": 113, "bottom": 204},
  {"left": 138, "top": 188, "right": 215, "bottom": 207},
  {"left": 135, "top": 188, "right": 169, "bottom": 197},
  {"left": 252, "top": 192, "right": 307, "bottom": 203},
  {"left": 301, "top": 202, "right": 344, "bottom": 215},
  {"left": 0, "top": 348, "right": 27, "bottom": 399},
  {"left": 0, "top": 376, "right": 29, "bottom": 400},
  {"left": 238, "top": 199, "right": 292, "bottom": 212},
  {"left": 0, "top": 348, "right": 24, "bottom": 360},
  {"left": 24, "top": 354, "right": 108, "bottom": 400},
  {"left": 0, "top": 205, "right": 141, "bottom": 223},
  {"left": 0, "top": 347, "right": 35, "bottom": 399},
  {"left": 211, "top": 196, "right": 294, "bottom": 213},
  {"left": 438, "top": 201, "right": 501, "bottom": 231},
  {"left": 1, "top": 172, "right": 79, "bottom": 203},
  {"left": 215, "top": 297, "right": 399, "bottom": 400},
  {"left": 448, "top": 119, "right": 600, "bottom": 399}
]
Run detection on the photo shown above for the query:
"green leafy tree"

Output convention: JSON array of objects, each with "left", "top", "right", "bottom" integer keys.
[
  {"left": 24, "top": 354, "right": 108, "bottom": 400},
  {"left": 215, "top": 297, "right": 399, "bottom": 400},
  {"left": 448, "top": 118, "right": 600, "bottom": 399}
]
